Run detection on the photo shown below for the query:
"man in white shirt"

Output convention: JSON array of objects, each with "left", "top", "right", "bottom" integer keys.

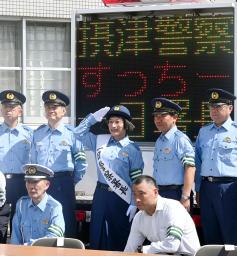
[{"left": 124, "top": 175, "right": 200, "bottom": 255}]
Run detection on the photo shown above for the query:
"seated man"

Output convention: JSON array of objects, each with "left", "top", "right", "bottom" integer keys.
[
  {"left": 0, "top": 171, "right": 11, "bottom": 243},
  {"left": 11, "top": 164, "right": 65, "bottom": 245},
  {"left": 124, "top": 175, "right": 200, "bottom": 255}
]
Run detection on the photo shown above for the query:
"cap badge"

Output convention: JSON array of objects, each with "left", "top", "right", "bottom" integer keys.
[
  {"left": 211, "top": 92, "right": 219, "bottom": 100},
  {"left": 49, "top": 93, "right": 57, "bottom": 100},
  {"left": 6, "top": 93, "right": 14, "bottom": 100},
  {"left": 27, "top": 166, "right": 37, "bottom": 175},
  {"left": 155, "top": 101, "right": 162, "bottom": 109},
  {"left": 114, "top": 106, "right": 120, "bottom": 111}
]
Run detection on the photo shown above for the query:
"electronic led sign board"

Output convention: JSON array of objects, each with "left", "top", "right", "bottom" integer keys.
[{"left": 76, "top": 8, "right": 234, "bottom": 142}]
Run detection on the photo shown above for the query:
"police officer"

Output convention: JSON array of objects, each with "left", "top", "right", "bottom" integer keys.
[
  {"left": 11, "top": 163, "right": 65, "bottom": 245},
  {"left": 31, "top": 90, "right": 87, "bottom": 238},
  {"left": 0, "top": 90, "right": 32, "bottom": 238},
  {"left": 151, "top": 98, "right": 195, "bottom": 212},
  {"left": 195, "top": 88, "right": 237, "bottom": 244},
  {"left": 0, "top": 171, "right": 11, "bottom": 243},
  {"left": 74, "top": 105, "right": 144, "bottom": 251}
]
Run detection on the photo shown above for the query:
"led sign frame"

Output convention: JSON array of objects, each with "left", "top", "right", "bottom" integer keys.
[{"left": 76, "top": 7, "right": 234, "bottom": 142}]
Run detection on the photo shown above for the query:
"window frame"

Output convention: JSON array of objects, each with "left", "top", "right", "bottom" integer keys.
[{"left": 0, "top": 17, "right": 73, "bottom": 127}]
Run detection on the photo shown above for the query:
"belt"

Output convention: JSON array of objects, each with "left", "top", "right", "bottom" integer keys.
[
  {"left": 54, "top": 171, "right": 73, "bottom": 177},
  {"left": 97, "top": 182, "right": 113, "bottom": 192},
  {"left": 158, "top": 184, "right": 183, "bottom": 191},
  {"left": 5, "top": 173, "right": 24, "bottom": 179},
  {"left": 202, "top": 176, "right": 237, "bottom": 183}
]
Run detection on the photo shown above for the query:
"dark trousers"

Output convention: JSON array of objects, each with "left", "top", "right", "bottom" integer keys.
[
  {"left": 48, "top": 175, "right": 76, "bottom": 238},
  {"left": 200, "top": 180, "right": 237, "bottom": 244},
  {"left": 158, "top": 186, "right": 182, "bottom": 201},
  {"left": 89, "top": 183, "right": 131, "bottom": 251},
  {"left": 159, "top": 186, "right": 193, "bottom": 213},
  {"left": 5, "top": 174, "right": 27, "bottom": 214},
  {"left": 0, "top": 203, "right": 11, "bottom": 243},
  {"left": 5, "top": 174, "right": 27, "bottom": 235}
]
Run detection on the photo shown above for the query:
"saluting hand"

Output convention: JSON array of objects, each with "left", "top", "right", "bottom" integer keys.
[{"left": 92, "top": 107, "right": 110, "bottom": 122}]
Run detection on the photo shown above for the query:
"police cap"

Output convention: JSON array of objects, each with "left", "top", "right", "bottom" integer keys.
[
  {"left": 105, "top": 105, "right": 132, "bottom": 121},
  {"left": 0, "top": 90, "right": 26, "bottom": 106},
  {"left": 42, "top": 90, "right": 70, "bottom": 106},
  {"left": 23, "top": 164, "right": 54, "bottom": 181},
  {"left": 102, "top": 105, "right": 135, "bottom": 132},
  {"left": 151, "top": 97, "right": 182, "bottom": 115},
  {"left": 208, "top": 88, "right": 236, "bottom": 105}
]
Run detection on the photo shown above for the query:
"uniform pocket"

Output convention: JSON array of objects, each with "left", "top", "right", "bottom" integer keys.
[
  {"left": 158, "top": 150, "right": 174, "bottom": 161},
  {"left": 218, "top": 142, "right": 237, "bottom": 164},
  {"left": 200, "top": 141, "right": 212, "bottom": 161},
  {"left": 16, "top": 141, "right": 31, "bottom": 162},
  {"left": 55, "top": 145, "right": 72, "bottom": 163},
  {"left": 35, "top": 143, "right": 48, "bottom": 163}
]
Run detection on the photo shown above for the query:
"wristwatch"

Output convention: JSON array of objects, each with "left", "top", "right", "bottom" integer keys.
[{"left": 181, "top": 194, "right": 190, "bottom": 201}]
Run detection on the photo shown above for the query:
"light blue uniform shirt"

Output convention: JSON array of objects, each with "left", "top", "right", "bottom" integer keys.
[
  {"left": 153, "top": 126, "right": 195, "bottom": 185},
  {"left": 11, "top": 193, "right": 65, "bottom": 245},
  {"left": 0, "top": 122, "right": 32, "bottom": 173},
  {"left": 31, "top": 122, "right": 87, "bottom": 183},
  {"left": 74, "top": 114, "right": 144, "bottom": 187},
  {"left": 195, "top": 117, "right": 237, "bottom": 192}
]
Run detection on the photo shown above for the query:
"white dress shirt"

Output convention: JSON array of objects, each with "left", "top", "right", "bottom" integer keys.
[{"left": 124, "top": 196, "right": 200, "bottom": 255}]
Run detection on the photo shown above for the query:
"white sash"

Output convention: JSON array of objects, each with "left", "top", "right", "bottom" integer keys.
[{"left": 96, "top": 134, "right": 131, "bottom": 204}]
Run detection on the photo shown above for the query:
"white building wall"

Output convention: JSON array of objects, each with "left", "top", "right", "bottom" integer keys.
[{"left": 0, "top": 0, "right": 104, "bottom": 19}]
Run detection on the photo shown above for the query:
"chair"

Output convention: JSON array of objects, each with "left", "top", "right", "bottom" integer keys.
[
  {"left": 195, "top": 245, "right": 237, "bottom": 256},
  {"left": 31, "top": 237, "right": 85, "bottom": 249}
]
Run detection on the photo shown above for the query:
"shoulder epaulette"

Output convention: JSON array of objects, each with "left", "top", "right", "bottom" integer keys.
[
  {"left": 232, "top": 122, "right": 237, "bottom": 127},
  {"left": 47, "top": 196, "right": 61, "bottom": 208},
  {"left": 35, "top": 124, "right": 47, "bottom": 131},
  {"left": 65, "top": 124, "right": 74, "bottom": 131},
  {"left": 132, "top": 141, "right": 141, "bottom": 151},
  {"left": 19, "top": 195, "right": 28, "bottom": 201},
  {"left": 202, "top": 122, "right": 212, "bottom": 127},
  {"left": 197, "top": 122, "right": 213, "bottom": 130},
  {"left": 174, "top": 129, "right": 184, "bottom": 137},
  {"left": 22, "top": 125, "right": 32, "bottom": 132},
  {"left": 47, "top": 199, "right": 58, "bottom": 208}
]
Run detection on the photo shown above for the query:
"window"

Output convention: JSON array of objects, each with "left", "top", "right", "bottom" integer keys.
[
  {"left": 0, "top": 21, "right": 21, "bottom": 90},
  {"left": 25, "top": 22, "right": 71, "bottom": 123},
  {"left": 0, "top": 20, "right": 71, "bottom": 124}
]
